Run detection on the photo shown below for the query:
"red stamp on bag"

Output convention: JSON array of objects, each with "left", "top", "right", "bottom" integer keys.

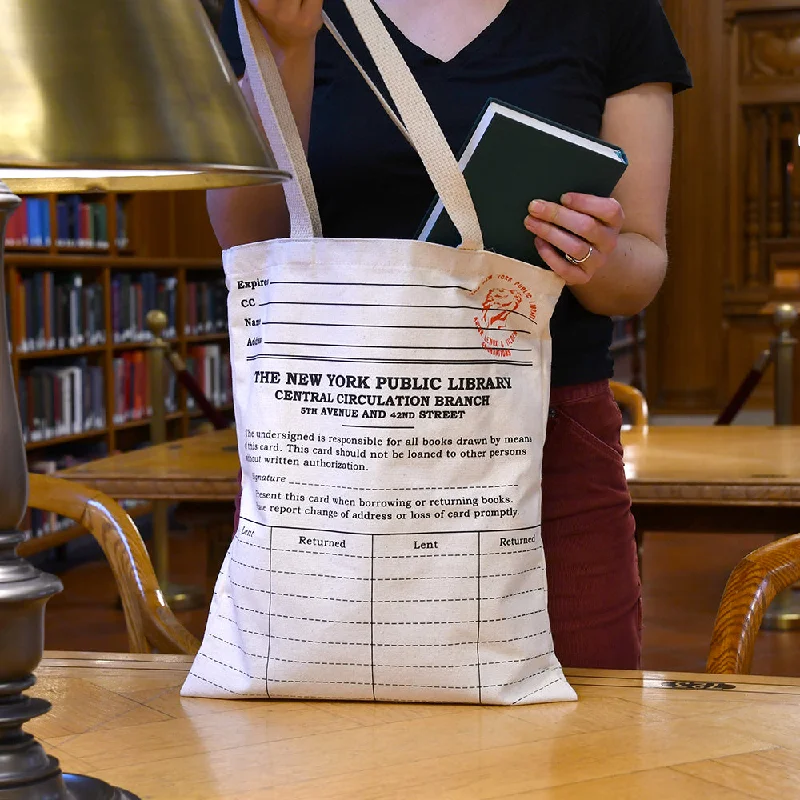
[{"left": 471, "top": 274, "right": 537, "bottom": 358}]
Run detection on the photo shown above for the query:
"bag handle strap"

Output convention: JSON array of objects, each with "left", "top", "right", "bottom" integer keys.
[
  {"left": 235, "top": 0, "right": 321, "bottom": 239},
  {"left": 321, "top": 11, "right": 412, "bottom": 148},
  {"left": 337, "top": 0, "right": 482, "bottom": 250},
  {"left": 235, "top": 0, "right": 483, "bottom": 251}
]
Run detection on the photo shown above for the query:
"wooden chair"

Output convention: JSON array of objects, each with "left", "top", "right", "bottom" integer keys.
[
  {"left": 609, "top": 380, "right": 649, "bottom": 428},
  {"left": 609, "top": 380, "right": 648, "bottom": 576},
  {"left": 707, "top": 532, "right": 800, "bottom": 674},
  {"left": 25, "top": 473, "right": 200, "bottom": 656}
]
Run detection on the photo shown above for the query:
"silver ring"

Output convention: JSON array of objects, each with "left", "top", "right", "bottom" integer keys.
[{"left": 565, "top": 245, "right": 593, "bottom": 265}]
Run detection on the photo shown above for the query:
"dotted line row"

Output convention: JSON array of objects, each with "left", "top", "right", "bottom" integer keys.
[
  {"left": 188, "top": 671, "right": 264, "bottom": 698},
  {"left": 229, "top": 577, "right": 541, "bottom": 604},
  {"left": 219, "top": 615, "right": 550, "bottom": 647},
  {"left": 229, "top": 602, "right": 545, "bottom": 626},
  {"left": 284, "top": 481, "right": 519, "bottom": 492},
  {"left": 189, "top": 658, "right": 564, "bottom": 699},
  {"left": 512, "top": 675, "right": 567, "bottom": 704},
  {"left": 238, "top": 539, "right": 544, "bottom": 559},
  {"left": 261, "top": 666, "right": 553, "bottom": 690},
  {"left": 230, "top": 556, "right": 542, "bottom": 581},
  {"left": 210, "top": 633, "right": 554, "bottom": 670}
]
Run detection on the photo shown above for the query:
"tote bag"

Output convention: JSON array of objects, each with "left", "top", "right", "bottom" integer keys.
[{"left": 182, "top": 0, "right": 575, "bottom": 705}]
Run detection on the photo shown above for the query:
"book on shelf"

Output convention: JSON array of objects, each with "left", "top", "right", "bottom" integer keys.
[
  {"left": 115, "top": 196, "right": 129, "bottom": 250},
  {"left": 418, "top": 98, "right": 628, "bottom": 267},
  {"left": 55, "top": 195, "right": 109, "bottom": 249},
  {"left": 18, "top": 358, "right": 105, "bottom": 443},
  {"left": 4, "top": 198, "right": 51, "bottom": 247},
  {"left": 186, "top": 343, "right": 232, "bottom": 409},
  {"left": 185, "top": 279, "right": 228, "bottom": 335},
  {"left": 111, "top": 273, "right": 178, "bottom": 343},
  {"left": 4, "top": 194, "right": 130, "bottom": 250},
  {"left": 111, "top": 352, "right": 178, "bottom": 424},
  {"left": 12, "top": 271, "right": 105, "bottom": 354}
]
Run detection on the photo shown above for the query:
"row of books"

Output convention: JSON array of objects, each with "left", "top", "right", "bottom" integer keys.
[
  {"left": 4, "top": 196, "right": 130, "bottom": 249},
  {"left": 185, "top": 279, "right": 228, "bottom": 335},
  {"left": 11, "top": 272, "right": 105, "bottom": 353},
  {"left": 4, "top": 272, "right": 229, "bottom": 353},
  {"left": 186, "top": 344, "right": 233, "bottom": 410},
  {"left": 4, "top": 198, "right": 51, "bottom": 247},
  {"left": 111, "top": 351, "right": 178, "bottom": 424},
  {"left": 111, "top": 273, "right": 179, "bottom": 342},
  {"left": 18, "top": 360, "right": 106, "bottom": 443},
  {"left": 14, "top": 347, "right": 232, "bottom": 441}
]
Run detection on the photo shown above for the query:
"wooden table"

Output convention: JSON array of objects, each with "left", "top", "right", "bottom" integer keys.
[
  {"left": 28, "top": 651, "right": 800, "bottom": 799},
  {"left": 60, "top": 425, "right": 800, "bottom": 534},
  {"left": 622, "top": 425, "right": 800, "bottom": 535},
  {"left": 60, "top": 428, "right": 241, "bottom": 502}
]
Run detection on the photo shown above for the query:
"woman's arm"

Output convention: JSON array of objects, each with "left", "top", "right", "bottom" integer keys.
[
  {"left": 524, "top": 82, "right": 675, "bottom": 317},
  {"left": 207, "top": 0, "right": 323, "bottom": 250}
]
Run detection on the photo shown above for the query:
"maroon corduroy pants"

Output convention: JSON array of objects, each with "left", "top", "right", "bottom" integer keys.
[{"left": 542, "top": 379, "right": 641, "bottom": 669}]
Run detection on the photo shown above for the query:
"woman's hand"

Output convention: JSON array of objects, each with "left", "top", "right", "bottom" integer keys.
[
  {"left": 524, "top": 193, "right": 624, "bottom": 285},
  {"left": 247, "top": 0, "right": 324, "bottom": 52}
]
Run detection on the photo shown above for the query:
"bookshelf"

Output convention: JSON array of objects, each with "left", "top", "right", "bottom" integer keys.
[
  {"left": 3, "top": 190, "right": 231, "bottom": 546},
  {"left": 610, "top": 312, "right": 646, "bottom": 391}
]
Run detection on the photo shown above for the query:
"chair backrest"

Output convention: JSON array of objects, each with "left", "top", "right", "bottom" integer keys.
[
  {"left": 707, "top": 532, "right": 800, "bottom": 674},
  {"left": 609, "top": 380, "right": 649, "bottom": 427},
  {"left": 27, "top": 473, "right": 200, "bottom": 656}
]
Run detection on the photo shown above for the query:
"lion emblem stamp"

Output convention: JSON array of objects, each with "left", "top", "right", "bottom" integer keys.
[{"left": 471, "top": 274, "right": 537, "bottom": 358}]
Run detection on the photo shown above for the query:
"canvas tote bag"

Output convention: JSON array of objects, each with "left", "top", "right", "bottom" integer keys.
[{"left": 182, "top": 0, "right": 576, "bottom": 705}]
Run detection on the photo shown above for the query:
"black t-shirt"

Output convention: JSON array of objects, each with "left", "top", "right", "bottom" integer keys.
[{"left": 218, "top": 0, "right": 691, "bottom": 387}]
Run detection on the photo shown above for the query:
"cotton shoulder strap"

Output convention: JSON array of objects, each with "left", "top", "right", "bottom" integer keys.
[
  {"left": 235, "top": 0, "right": 321, "bottom": 239},
  {"left": 234, "top": 0, "right": 484, "bottom": 251}
]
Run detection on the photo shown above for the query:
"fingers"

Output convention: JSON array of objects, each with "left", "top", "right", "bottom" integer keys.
[
  {"left": 533, "top": 238, "right": 592, "bottom": 285},
  {"left": 524, "top": 214, "right": 598, "bottom": 264},
  {"left": 525, "top": 198, "right": 619, "bottom": 255},
  {"left": 561, "top": 193, "right": 625, "bottom": 229},
  {"left": 524, "top": 195, "right": 626, "bottom": 286}
]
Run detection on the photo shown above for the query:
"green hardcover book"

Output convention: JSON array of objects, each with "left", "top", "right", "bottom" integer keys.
[{"left": 418, "top": 98, "right": 628, "bottom": 267}]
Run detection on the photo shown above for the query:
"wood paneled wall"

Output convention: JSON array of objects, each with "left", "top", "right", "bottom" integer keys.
[{"left": 651, "top": 0, "right": 800, "bottom": 416}]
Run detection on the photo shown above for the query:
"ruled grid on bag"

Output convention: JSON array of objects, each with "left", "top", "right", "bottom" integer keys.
[{"left": 196, "top": 520, "right": 555, "bottom": 705}]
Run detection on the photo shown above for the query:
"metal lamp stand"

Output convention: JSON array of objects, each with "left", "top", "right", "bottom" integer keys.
[{"left": 0, "top": 185, "right": 138, "bottom": 799}]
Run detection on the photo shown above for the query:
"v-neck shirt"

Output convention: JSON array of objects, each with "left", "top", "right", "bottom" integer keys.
[{"left": 218, "top": 0, "right": 691, "bottom": 387}]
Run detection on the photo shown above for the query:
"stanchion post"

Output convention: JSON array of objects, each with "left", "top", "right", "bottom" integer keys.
[
  {"left": 772, "top": 303, "right": 798, "bottom": 426},
  {"left": 146, "top": 310, "right": 205, "bottom": 611}
]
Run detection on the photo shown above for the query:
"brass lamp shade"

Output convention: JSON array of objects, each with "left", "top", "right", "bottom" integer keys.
[{"left": 0, "top": 0, "right": 289, "bottom": 192}]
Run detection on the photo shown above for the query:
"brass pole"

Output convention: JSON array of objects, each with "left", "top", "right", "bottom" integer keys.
[
  {"left": 772, "top": 303, "right": 798, "bottom": 426},
  {"left": 145, "top": 309, "right": 204, "bottom": 611},
  {"left": 147, "top": 310, "right": 169, "bottom": 588}
]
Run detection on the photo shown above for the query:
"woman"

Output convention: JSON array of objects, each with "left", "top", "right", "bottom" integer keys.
[{"left": 213, "top": 0, "right": 692, "bottom": 669}]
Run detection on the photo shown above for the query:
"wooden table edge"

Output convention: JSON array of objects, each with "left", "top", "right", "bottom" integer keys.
[{"left": 38, "top": 652, "right": 800, "bottom": 693}]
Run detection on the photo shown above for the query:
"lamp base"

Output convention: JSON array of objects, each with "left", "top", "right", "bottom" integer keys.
[
  {"left": 0, "top": 528, "right": 140, "bottom": 800},
  {"left": 0, "top": 772, "right": 140, "bottom": 800},
  {"left": 63, "top": 773, "right": 141, "bottom": 800}
]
